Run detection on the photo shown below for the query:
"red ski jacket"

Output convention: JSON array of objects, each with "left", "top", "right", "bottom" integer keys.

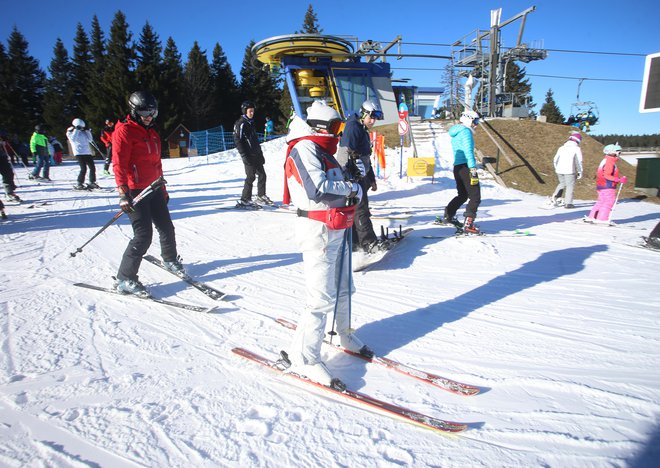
[{"left": 112, "top": 115, "right": 162, "bottom": 191}]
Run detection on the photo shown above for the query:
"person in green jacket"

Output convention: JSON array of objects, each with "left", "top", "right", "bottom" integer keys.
[{"left": 29, "top": 124, "right": 51, "bottom": 181}]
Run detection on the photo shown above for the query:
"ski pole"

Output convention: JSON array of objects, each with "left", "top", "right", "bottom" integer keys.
[
  {"left": 607, "top": 182, "right": 624, "bottom": 223},
  {"left": 69, "top": 176, "right": 166, "bottom": 257},
  {"left": 329, "top": 227, "right": 350, "bottom": 343}
]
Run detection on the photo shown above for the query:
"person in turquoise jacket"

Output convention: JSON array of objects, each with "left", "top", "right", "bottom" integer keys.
[
  {"left": 29, "top": 124, "right": 51, "bottom": 181},
  {"left": 441, "top": 110, "right": 481, "bottom": 234}
]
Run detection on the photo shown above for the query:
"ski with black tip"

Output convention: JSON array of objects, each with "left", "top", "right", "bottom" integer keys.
[
  {"left": 73, "top": 282, "right": 215, "bottom": 313},
  {"left": 275, "top": 318, "right": 480, "bottom": 396},
  {"left": 142, "top": 254, "right": 226, "bottom": 301},
  {"left": 232, "top": 347, "right": 469, "bottom": 434}
]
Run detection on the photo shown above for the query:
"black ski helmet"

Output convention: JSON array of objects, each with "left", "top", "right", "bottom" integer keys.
[
  {"left": 241, "top": 100, "right": 255, "bottom": 114},
  {"left": 128, "top": 91, "right": 159, "bottom": 122}
]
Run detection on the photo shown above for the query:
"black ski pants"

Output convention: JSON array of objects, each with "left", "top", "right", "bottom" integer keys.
[
  {"left": 0, "top": 154, "right": 16, "bottom": 192},
  {"left": 352, "top": 178, "right": 377, "bottom": 249},
  {"left": 117, "top": 188, "right": 178, "bottom": 281},
  {"left": 241, "top": 162, "right": 267, "bottom": 201},
  {"left": 446, "top": 163, "right": 481, "bottom": 220},
  {"left": 76, "top": 154, "right": 97, "bottom": 185}
]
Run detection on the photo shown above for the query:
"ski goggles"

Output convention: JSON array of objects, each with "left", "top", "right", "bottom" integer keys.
[
  {"left": 136, "top": 108, "right": 158, "bottom": 119},
  {"left": 364, "top": 109, "right": 384, "bottom": 120}
]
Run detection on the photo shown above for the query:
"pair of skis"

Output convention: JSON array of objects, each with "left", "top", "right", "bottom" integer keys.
[
  {"left": 233, "top": 318, "right": 481, "bottom": 434},
  {"left": 74, "top": 255, "right": 226, "bottom": 312},
  {"left": 423, "top": 229, "right": 532, "bottom": 239}
]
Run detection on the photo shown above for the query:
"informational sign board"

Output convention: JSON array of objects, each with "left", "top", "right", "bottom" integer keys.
[
  {"left": 640, "top": 52, "right": 660, "bottom": 113},
  {"left": 407, "top": 157, "right": 435, "bottom": 177}
]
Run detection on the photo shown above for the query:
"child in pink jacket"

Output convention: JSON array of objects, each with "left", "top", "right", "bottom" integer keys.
[{"left": 585, "top": 144, "right": 627, "bottom": 223}]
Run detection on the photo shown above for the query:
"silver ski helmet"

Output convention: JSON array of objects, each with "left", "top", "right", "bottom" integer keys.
[{"left": 72, "top": 118, "right": 85, "bottom": 129}]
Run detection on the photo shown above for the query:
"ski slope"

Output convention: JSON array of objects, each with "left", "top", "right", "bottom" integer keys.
[{"left": 1, "top": 121, "right": 659, "bottom": 467}]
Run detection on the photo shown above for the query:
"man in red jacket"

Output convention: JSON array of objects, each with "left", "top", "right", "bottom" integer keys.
[{"left": 113, "top": 90, "right": 187, "bottom": 296}]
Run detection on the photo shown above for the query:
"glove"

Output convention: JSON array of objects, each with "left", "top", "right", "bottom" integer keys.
[
  {"left": 163, "top": 187, "right": 169, "bottom": 204},
  {"left": 577, "top": 172, "right": 582, "bottom": 180},
  {"left": 370, "top": 180, "right": 378, "bottom": 192},
  {"left": 348, "top": 182, "right": 363, "bottom": 202},
  {"left": 119, "top": 193, "right": 134, "bottom": 213},
  {"left": 469, "top": 168, "right": 479, "bottom": 186},
  {"left": 355, "top": 159, "right": 366, "bottom": 178},
  {"left": 618, "top": 176, "right": 628, "bottom": 185}
]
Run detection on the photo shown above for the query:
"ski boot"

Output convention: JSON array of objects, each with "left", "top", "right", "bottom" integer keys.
[
  {"left": 462, "top": 216, "right": 481, "bottom": 235},
  {"left": 162, "top": 256, "right": 189, "bottom": 279},
  {"left": 255, "top": 195, "right": 274, "bottom": 205},
  {"left": 86, "top": 182, "right": 101, "bottom": 190},
  {"left": 278, "top": 350, "right": 346, "bottom": 391},
  {"left": 340, "top": 333, "right": 375, "bottom": 359},
  {"left": 114, "top": 277, "right": 150, "bottom": 297}
]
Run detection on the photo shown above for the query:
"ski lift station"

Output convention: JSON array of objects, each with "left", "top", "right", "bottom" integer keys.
[{"left": 252, "top": 34, "right": 400, "bottom": 125}]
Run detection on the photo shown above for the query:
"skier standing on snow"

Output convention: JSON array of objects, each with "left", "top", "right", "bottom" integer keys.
[
  {"left": 112, "top": 90, "right": 187, "bottom": 296},
  {"left": 335, "top": 99, "right": 386, "bottom": 252},
  {"left": 550, "top": 132, "right": 583, "bottom": 208},
  {"left": 0, "top": 131, "right": 20, "bottom": 202},
  {"left": 233, "top": 100, "right": 272, "bottom": 207},
  {"left": 29, "top": 124, "right": 52, "bottom": 181},
  {"left": 264, "top": 116, "right": 274, "bottom": 141},
  {"left": 280, "top": 100, "right": 374, "bottom": 390},
  {"left": 100, "top": 119, "right": 115, "bottom": 176},
  {"left": 67, "top": 119, "right": 98, "bottom": 190},
  {"left": 439, "top": 110, "right": 482, "bottom": 234},
  {"left": 585, "top": 144, "right": 627, "bottom": 223}
]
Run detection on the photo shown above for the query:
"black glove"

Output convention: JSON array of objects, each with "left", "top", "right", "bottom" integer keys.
[
  {"left": 119, "top": 193, "right": 134, "bottom": 213},
  {"left": 469, "top": 168, "right": 479, "bottom": 186}
]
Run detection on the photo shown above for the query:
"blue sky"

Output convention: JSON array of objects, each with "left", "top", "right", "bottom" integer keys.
[{"left": 2, "top": 0, "right": 659, "bottom": 135}]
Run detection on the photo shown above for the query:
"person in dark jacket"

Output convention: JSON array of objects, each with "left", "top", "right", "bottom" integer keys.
[
  {"left": 100, "top": 119, "right": 115, "bottom": 175},
  {"left": 112, "top": 90, "right": 187, "bottom": 296},
  {"left": 233, "top": 100, "right": 271, "bottom": 207},
  {"left": 335, "top": 99, "right": 385, "bottom": 252}
]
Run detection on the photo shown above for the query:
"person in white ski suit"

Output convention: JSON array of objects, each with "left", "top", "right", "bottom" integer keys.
[
  {"left": 282, "top": 100, "right": 373, "bottom": 389},
  {"left": 551, "top": 132, "right": 583, "bottom": 208},
  {"left": 66, "top": 118, "right": 97, "bottom": 189}
]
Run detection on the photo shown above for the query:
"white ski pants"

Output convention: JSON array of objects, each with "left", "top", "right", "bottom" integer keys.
[{"left": 289, "top": 217, "right": 355, "bottom": 365}]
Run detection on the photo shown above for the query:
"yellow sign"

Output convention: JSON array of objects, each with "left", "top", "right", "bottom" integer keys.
[{"left": 407, "top": 158, "right": 435, "bottom": 177}]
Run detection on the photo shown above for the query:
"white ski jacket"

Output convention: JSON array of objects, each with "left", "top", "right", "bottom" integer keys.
[
  {"left": 553, "top": 140, "right": 583, "bottom": 175},
  {"left": 66, "top": 127, "right": 94, "bottom": 156}
]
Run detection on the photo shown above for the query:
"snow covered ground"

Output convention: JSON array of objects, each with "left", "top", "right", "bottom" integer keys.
[{"left": 1, "top": 121, "right": 659, "bottom": 467}]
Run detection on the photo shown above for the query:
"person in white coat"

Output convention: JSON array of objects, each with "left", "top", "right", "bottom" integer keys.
[
  {"left": 551, "top": 132, "right": 583, "bottom": 208},
  {"left": 66, "top": 118, "right": 98, "bottom": 190},
  {"left": 280, "top": 100, "right": 373, "bottom": 390}
]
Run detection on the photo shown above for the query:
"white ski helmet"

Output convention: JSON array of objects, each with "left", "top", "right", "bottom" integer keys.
[
  {"left": 603, "top": 143, "right": 622, "bottom": 155},
  {"left": 459, "top": 110, "right": 479, "bottom": 127},
  {"left": 72, "top": 118, "right": 85, "bottom": 128},
  {"left": 360, "top": 99, "right": 384, "bottom": 120},
  {"left": 306, "top": 100, "right": 343, "bottom": 135}
]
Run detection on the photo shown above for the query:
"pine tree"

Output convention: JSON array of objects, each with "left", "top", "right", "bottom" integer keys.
[
  {"left": 503, "top": 61, "right": 534, "bottom": 111},
  {"left": 238, "top": 41, "right": 281, "bottom": 132},
  {"left": 297, "top": 4, "right": 323, "bottom": 34},
  {"left": 0, "top": 43, "right": 10, "bottom": 130},
  {"left": 159, "top": 37, "right": 185, "bottom": 137},
  {"left": 43, "top": 39, "right": 75, "bottom": 137},
  {"left": 210, "top": 43, "right": 240, "bottom": 130},
  {"left": 84, "top": 15, "right": 111, "bottom": 129},
  {"left": 441, "top": 60, "right": 464, "bottom": 118},
  {"left": 540, "top": 88, "right": 564, "bottom": 124},
  {"left": 5, "top": 27, "right": 45, "bottom": 138},
  {"left": 103, "top": 11, "right": 136, "bottom": 120},
  {"left": 71, "top": 23, "right": 92, "bottom": 123},
  {"left": 183, "top": 42, "right": 213, "bottom": 130},
  {"left": 135, "top": 22, "right": 163, "bottom": 94}
]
